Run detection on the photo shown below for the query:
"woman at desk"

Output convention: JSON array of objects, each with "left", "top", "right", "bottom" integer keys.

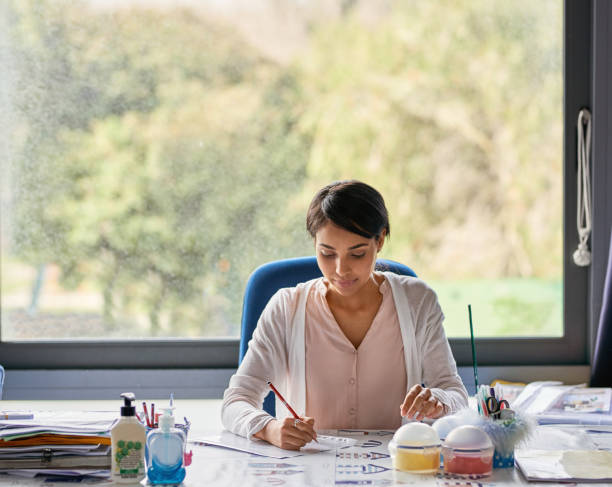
[{"left": 222, "top": 180, "right": 468, "bottom": 450}]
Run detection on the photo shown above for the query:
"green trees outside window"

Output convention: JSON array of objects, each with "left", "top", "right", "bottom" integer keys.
[{"left": 1, "top": 0, "right": 562, "bottom": 339}]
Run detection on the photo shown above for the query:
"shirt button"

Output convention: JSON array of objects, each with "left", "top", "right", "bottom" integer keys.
[
  {"left": 349, "top": 378, "right": 355, "bottom": 385},
  {"left": 349, "top": 408, "right": 357, "bottom": 415}
]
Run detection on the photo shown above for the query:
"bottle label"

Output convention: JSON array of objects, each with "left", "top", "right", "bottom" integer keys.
[{"left": 114, "top": 439, "right": 144, "bottom": 478}]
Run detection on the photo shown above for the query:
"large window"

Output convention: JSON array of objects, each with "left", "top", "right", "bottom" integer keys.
[{"left": 0, "top": 0, "right": 590, "bottom": 368}]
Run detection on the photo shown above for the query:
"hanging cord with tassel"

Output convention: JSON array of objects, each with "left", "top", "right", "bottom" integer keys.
[{"left": 573, "top": 108, "right": 592, "bottom": 266}]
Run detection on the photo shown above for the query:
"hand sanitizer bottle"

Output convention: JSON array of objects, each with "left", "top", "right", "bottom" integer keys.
[
  {"left": 111, "top": 392, "right": 146, "bottom": 484},
  {"left": 146, "top": 407, "right": 186, "bottom": 484}
]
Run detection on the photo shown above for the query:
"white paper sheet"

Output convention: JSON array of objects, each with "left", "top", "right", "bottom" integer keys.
[
  {"left": 189, "top": 430, "right": 386, "bottom": 487},
  {"left": 515, "top": 449, "right": 612, "bottom": 482},
  {"left": 0, "top": 469, "right": 110, "bottom": 478},
  {"left": 192, "top": 431, "right": 356, "bottom": 459},
  {"left": 0, "top": 411, "right": 117, "bottom": 438},
  {"left": 586, "top": 427, "right": 612, "bottom": 450},
  {"left": 523, "top": 385, "right": 575, "bottom": 415},
  {"left": 512, "top": 381, "right": 563, "bottom": 410},
  {"left": 0, "top": 444, "right": 103, "bottom": 453},
  {"left": 0, "top": 446, "right": 110, "bottom": 459}
]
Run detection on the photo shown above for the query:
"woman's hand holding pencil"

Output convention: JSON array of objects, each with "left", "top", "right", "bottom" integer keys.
[
  {"left": 252, "top": 381, "right": 317, "bottom": 450},
  {"left": 254, "top": 416, "right": 317, "bottom": 450}
]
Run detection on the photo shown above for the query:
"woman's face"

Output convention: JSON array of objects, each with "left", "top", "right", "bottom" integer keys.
[{"left": 315, "top": 222, "right": 384, "bottom": 297}]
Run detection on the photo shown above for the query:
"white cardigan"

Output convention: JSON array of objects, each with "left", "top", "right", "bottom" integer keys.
[{"left": 222, "top": 273, "right": 468, "bottom": 438}]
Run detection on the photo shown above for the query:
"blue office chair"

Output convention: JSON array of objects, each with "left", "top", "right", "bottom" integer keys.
[{"left": 239, "top": 256, "right": 417, "bottom": 415}]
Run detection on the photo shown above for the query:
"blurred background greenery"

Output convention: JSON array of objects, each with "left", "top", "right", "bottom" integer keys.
[{"left": 0, "top": 0, "right": 562, "bottom": 339}]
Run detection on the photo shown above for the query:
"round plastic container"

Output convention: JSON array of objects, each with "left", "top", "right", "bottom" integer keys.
[
  {"left": 442, "top": 425, "right": 494, "bottom": 477},
  {"left": 388, "top": 422, "right": 441, "bottom": 474},
  {"left": 432, "top": 414, "right": 463, "bottom": 441}
]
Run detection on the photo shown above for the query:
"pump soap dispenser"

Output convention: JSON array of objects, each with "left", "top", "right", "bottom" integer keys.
[
  {"left": 146, "top": 406, "right": 186, "bottom": 484},
  {"left": 111, "top": 392, "right": 146, "bottom": 484}
]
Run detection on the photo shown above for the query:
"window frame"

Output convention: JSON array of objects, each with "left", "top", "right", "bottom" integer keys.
[{"left": 0, "top": 0, "right": 595, "bottom": 370}]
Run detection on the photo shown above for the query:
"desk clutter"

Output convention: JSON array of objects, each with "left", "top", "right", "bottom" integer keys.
[
  {"left": 0, "top": 382, "right": 611, "bottom": 485},
  {"left": 511, "top": 380, "right": 612, "bottom": 425},
  {"left": 0, "top": 392, "right": 191, "bottom": 483},
  {"left": 193, "top": 382, "right": 612, "bottom": 485},
  {"left": 0, "top": 409, "right": 115, "bottom": 478},
  {"left": 514, "top": 424, "right": 612, "bottom": 482},
  {"left": 190, "top": 425, "right": 612, "bottom": 486}
]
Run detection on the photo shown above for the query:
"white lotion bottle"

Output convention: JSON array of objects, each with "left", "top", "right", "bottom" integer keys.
[{"left": 111, "top": 392, "right": 146, "bottom": 484}]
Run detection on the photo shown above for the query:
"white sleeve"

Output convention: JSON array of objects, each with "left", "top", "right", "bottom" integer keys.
[
  {"left": 417, "top": 290, "right": 469, "bottom": 413},
  {"left": 221, "top": 288, "right": 294, "bottom": 439}
]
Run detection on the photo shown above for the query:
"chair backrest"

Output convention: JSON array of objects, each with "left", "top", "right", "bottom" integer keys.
[
  {"left": 239, "top": 256, "right": 416, "bottom": 415},
  {"left": 0, "top": 365, "right": 4, "bottom": 400}
]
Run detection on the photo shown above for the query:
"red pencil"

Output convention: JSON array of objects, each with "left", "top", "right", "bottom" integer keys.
[
  {"left": 267, "top": 381, "right": 299, "bottom": 419},
  {"left": 142, "top": 402, "right": 151, "bottom": 427},
  {"left": 267, "top": 381, "right": 317, "bottom": 442}
]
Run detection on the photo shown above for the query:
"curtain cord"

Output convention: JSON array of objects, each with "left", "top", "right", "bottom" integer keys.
[{"left": 573, "top": 108, "right": 592, "bottom": 267}]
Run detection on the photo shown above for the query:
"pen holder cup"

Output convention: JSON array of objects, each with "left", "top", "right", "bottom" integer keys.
[
  {"left": 478, "top": 414, "right": 533, "bottom": 469},
  {"left": 493, "top": 449, "right": 514, "bottom": 468}
]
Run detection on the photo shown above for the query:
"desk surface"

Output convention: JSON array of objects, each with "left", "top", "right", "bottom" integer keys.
[{"left": 1, "top": 400, "right": 611, "bottom": 487}]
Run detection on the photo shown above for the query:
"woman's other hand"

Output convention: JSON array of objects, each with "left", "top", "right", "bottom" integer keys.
[
  {"left": 254, "top": 417, "right": 317, "bottom": 450},
  {"left": 400, "top": 384, "right": 445, "bottom": 421}
]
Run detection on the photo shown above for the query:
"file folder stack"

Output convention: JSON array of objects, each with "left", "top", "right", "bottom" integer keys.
[
  {"left": 512, "top": 382, "right": 612, "bottom": 425},
  {"left": 0, "top": 410, "right": 116, "bottom": 478}
]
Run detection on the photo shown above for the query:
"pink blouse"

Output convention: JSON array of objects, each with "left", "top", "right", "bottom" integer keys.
[{"left": 305, "top": 276, "right": 407, "bottom": 429}]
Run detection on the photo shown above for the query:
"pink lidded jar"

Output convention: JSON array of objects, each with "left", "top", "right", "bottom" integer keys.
[{"left": 442, "top": 425, "right": 494, "bottom": 477}]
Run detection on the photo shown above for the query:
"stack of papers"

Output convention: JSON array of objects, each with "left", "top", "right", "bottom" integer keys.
[
  {"left": 515, "top": 425, "right": 612, "bottom": 482},
  {"left": 516, "top": 449, "right": 612, "bottom": 482},
  {"left": 513, "top": 382, "right": 612, "bottom": 425},
  {"left": 0, "top": 411, "right": 116, "bottom": 477}
]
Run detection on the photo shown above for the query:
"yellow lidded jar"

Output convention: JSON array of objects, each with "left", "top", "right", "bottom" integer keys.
[{"left": 388, "top": 422, "right": 441, "bottom": 474}]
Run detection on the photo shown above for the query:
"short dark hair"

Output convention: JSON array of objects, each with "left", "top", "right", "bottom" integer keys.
[{"left": 306, "top": 180, "right": 390, "bottom": 240}]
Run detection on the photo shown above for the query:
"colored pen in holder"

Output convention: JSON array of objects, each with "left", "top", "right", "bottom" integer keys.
[{"left": 476, "top": 386, "right": 534, "bottom": 468}]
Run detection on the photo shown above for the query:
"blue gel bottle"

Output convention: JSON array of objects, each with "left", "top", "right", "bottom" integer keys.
[{"left": 146, "top": 407, "right": 186, "bottom": 484}]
